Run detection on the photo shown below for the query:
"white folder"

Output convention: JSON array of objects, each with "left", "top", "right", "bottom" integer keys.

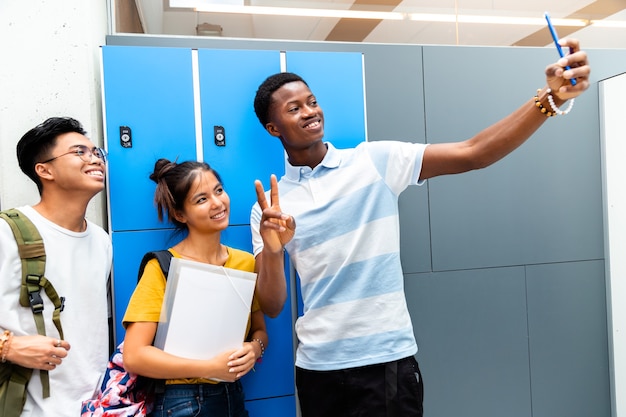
[{"left": 154, "top": 257, "right": 257, "bottom": 361}]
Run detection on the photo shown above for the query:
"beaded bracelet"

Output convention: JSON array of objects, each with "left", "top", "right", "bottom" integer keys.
[
  {"left": 534, "top": 89, "right": 555, "bottom": 117},
  {"left": 1, "top": 330, "right": 13, "bottom": 363},
  {"left": 252, "top": 338, "right": 265, "bottom": 358},
  {"left": 0, "top": 330, "right": 9, "bottom": 353},
  {"left": 546, "top": 88, "right": 575, "bottom": 116}
]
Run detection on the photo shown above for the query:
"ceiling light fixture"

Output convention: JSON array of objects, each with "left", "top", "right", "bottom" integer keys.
[
  {"left": 193, "top": 4, "right": 595, "bottom": 27},
  {"left": 590, "top": 19, "right": 626, "bottom": 28},
  {"left": 194, "top": 4, "right": 404, "bottom": 20},
  {"left": 422, "top": 15, "right": 586, "bottom": 26}
]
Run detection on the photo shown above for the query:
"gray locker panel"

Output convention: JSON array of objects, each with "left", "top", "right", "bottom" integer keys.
[
  {"left": 584, "top": 49, "right": 626, "bottom": 83},
  {"left": 526, "top": 260, "right": 610, "bottom": 417},
  {"left": 398, "top": 187, "right": 432, "bottom": 274},
  {"left": 361, "top": 44, "right": 425, "bottom": 143},
  {"left": 405, "top": 267, "right": 531, "bottom": 417},
  {"left": 361, "top": 44, "right": 431, "bottom": 274},
  {"left": 423, "top": 46, "right": 603, "bottom": 271}
]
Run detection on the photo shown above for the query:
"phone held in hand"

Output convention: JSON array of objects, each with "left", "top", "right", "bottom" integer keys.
[{"left": 544, "top": 12, "right": 577, "bottom": 86}]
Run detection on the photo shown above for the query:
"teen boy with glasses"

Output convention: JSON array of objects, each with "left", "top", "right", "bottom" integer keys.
[{"left": 0, "top": 117, "right": 112, "bottom": 416}]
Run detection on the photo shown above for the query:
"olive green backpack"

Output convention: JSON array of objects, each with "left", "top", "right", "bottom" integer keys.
[{"left": 0, "top": 208, "right": 65, "bottom": 417}]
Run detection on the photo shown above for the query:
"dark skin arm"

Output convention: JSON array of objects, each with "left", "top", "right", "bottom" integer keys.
[
  {"left": 254, "top": 174, "right": 295, "bottom": 317},
  {"left": 420, "top": 38, "right": 590, "bottom": 180},
  {"left": 252, "top": 39, "right": 590, "bottom": 317}
]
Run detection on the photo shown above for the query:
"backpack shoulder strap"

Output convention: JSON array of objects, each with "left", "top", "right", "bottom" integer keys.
[
  {"left": 133, "top": 251, "right": 171, "bottom": 396},
  {"left": 0, "top": 208, "right": 63, "bottom": 399},
  {"left": 137, "top": 250, "right": 174, "bottom": 282},
  {"left": 0, "top": 363, "right": 33, "bottom": 417},
  {"left": 0, "top": 209, "right": 47, "bottom": 317}
]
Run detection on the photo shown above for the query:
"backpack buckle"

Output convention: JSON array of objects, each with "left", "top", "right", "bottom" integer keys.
[
  {"left": 25, "top": 274, "right": 44, "bottom": 314},
  {"left": 29, "top": 290, "right": 44, "bottom": 314}
]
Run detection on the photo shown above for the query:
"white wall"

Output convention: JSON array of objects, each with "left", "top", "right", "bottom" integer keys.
[
  {"left": 600, "top": 72, "right": 626, "bottom": 417},
  {"left": 0, "top": 0, "right": 108, "bottom": 225}
]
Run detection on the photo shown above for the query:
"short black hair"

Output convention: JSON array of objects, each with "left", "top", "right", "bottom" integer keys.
[
  {"left": 254, "top": 72, "right": 308, "bottom": 127},
  {"left": 16, "top": 117, "right": 87, "bottom": 194}
]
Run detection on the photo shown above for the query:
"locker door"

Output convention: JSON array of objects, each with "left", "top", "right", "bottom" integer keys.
[
  {"left": 102, "top": 45, "right": 198, "bottom": 342},
  {"left": 219, "top": 227, "right": 296, "bottom": 405},
  {"left": 111, "top": 229, "right": 183, "bottom": 341},
  {"left": 197, "top": 49, "right": 285, "bottom": 226},
  {"left": 102, "top": 46, "right": 197, "bottom": 232},
  {"left": 197, "top": 49, "right": 296, "bottom": 411},
  {"left": 285, "top": 51, "right": 367, "bottom": 317},
  {"left": 285, "top": 51, "right": 366, "bottom": 149},
  {"left": 246, "top": 396, "right": 297, "bottom": 417}
]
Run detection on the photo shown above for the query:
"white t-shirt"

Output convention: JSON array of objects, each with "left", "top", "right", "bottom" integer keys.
[{"left": 0, "top": 205, "right": 112, "bottom": 416}]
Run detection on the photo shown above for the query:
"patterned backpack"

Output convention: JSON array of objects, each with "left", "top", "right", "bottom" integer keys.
[
  {"left": 80, "top": 342, "right": 153, "bottom": 417},
  {"left": 80, "top": 250, "right": 172, "bottom": 416}
]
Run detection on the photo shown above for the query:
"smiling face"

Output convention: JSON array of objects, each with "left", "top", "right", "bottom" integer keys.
[
  {"left": 37, "top": 131, "right": 106, "bottom": 196},
  {"left": 176, "top": 169, "right": 230, "bottom": 234},
  {"left": 265, "top": 81, "right": 328, "bottom": 166}
]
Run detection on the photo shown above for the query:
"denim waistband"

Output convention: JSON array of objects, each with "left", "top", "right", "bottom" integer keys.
[{"left": 161, "top": 381, "right": 243, "bottom": 399}]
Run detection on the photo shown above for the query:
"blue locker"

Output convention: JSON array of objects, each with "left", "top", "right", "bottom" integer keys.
[
  {"left": 110, "top": 229, "right": 182, "bottom": 342},
  {"left": 103, "top": 46, "right": 367, "bottom": 416},
  {"left": 102, "top": 46, "right": 297, "bottom": 415},
  {"left": 246, "top": 396, "right": 297, "bottom": 417},
  {"left": 285, "top": 51, "right": 366, "bottom": 149},
  {"left": 102, "top": 46, "right": 197, "bottom": 232},
  {"left": 197, "top": 49, "right": 284, "bottom": 226},
  {"left": 285, "top": 51, "right": 367, "bottom": 316}
]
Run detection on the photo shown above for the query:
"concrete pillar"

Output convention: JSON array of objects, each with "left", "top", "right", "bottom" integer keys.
[{"left": 0, "top": 0, "right": 109, "bottom": 226}]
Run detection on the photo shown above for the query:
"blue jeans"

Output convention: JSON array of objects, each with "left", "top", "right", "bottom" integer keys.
[{"left": 148, "top": 381, "right": 249, "bottom": 417}]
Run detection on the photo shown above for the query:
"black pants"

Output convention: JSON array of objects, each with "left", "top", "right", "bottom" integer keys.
[{"left": 296, "top": 356, "right": 423, "bottom": 417}]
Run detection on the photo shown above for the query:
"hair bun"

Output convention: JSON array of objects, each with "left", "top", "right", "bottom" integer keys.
[{"left": 150, "top": 158, "right": 176, "bottom": 183}]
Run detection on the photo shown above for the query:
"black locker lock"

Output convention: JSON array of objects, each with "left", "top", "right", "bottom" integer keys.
[
  {"left": 120, "top": 126, "right": 132, "bottom": 148},
  {"left": 214, "top": 125, "right": 225, "bottom": 147}
]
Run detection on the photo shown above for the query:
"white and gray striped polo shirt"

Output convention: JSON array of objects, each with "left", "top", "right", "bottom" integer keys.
[{"left": 252, "top": 140, "right": 427, "bottom": 371}]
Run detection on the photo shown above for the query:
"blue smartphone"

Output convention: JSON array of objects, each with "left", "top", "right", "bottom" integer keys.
[{"left": 544, "top": 12, "right": 577, "bottom": 86}]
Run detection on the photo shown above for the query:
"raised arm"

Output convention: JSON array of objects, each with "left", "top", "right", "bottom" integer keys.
[
  {"left": 253, "top": 175, "right": 295, "bottom": 317},
  {"left": 420, "top": 38, "right": 590, "bottom": 181}
]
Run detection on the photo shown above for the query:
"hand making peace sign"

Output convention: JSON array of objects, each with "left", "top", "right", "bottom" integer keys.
[{"left": 254, "top": 174, "right": 295, "bottom": 254}]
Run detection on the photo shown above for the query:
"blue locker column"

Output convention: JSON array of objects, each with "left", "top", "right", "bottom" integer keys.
[
  {"left": 102, "top": 46, "right": 197, "bottom": 231},
  {"left": 285, "top": 51, "right": 367, "bottom": 317},
  {"left": 285, "top": 51, "right": 367, "bottom": 149},
  {"left": 110, "top": 230, "right": 182, "bottom": 340},
  {"left": 196, "top": 49, "right": 295, "bottom": 416},
  {"left": 102, "top": 46, "right": 197, "bottom": 341},
  {"left": 197, "top": 49, "right": 285, "bottom": 225},
  {"left": 222, "top": 226, "right": 296, "bottom": 416}
]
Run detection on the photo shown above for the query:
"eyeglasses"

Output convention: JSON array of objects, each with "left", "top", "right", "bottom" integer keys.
[{"left": 41, "top": 145, "right": 107, "bottom": 164}]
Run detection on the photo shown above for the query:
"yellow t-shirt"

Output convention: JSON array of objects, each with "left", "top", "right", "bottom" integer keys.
[{"left": 122, "top": 246, "right": 261, "bottom": 384}]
